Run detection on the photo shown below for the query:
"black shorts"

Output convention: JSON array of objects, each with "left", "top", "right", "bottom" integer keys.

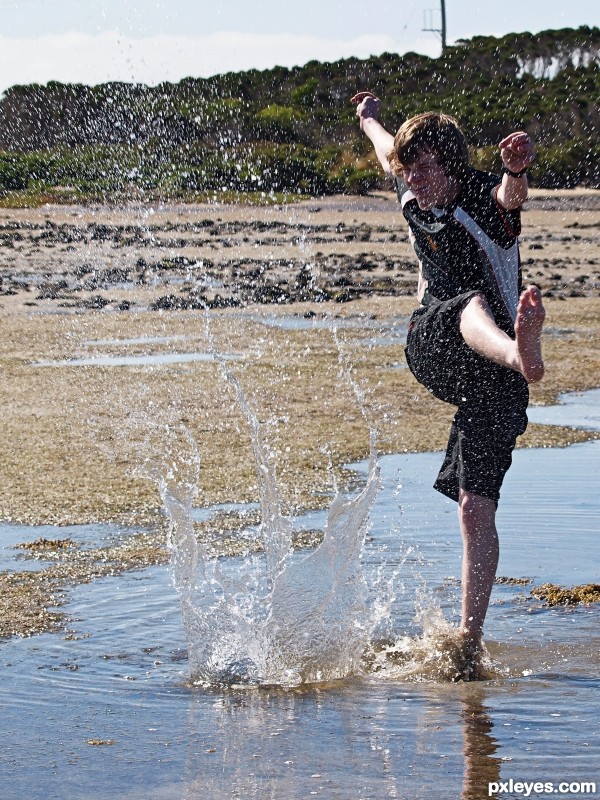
[{"left": 405, "top": 292, "right": 529, "bottom": 504}]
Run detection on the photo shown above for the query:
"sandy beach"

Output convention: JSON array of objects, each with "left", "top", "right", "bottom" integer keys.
[{"left": 0, "top": 189, "right": 599, "bottom": 636}]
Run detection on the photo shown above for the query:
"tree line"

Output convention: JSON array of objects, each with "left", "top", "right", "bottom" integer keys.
[{"left": 0, "top": 25, "right": 598, "bottom": 203}]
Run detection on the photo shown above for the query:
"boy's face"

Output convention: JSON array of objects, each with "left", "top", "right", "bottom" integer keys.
[{"left": 400, "top": 148, "right": 457, "bottom": 210}]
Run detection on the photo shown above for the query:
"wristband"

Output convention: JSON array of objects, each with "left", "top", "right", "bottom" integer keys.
[{"left": 502, "top": 165, "right": 528, "bottom": 178}]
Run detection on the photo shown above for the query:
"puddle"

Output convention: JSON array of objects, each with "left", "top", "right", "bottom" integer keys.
[
  {"left": 83, "top": 335, "right": 189, "bottom": 347},
  {"left": 33, "top": 352, "right": 241, "bottom": 367},
  {"left": 244, "top": 310, "right": 409, "bottom": 342},
  {"left": 528, "top": 387, "right": 600, "bottom": 431}
]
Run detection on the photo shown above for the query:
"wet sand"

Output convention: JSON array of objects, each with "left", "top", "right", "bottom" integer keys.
[{"left": 0, "top": 190, "right": 599, "bottom": 637}]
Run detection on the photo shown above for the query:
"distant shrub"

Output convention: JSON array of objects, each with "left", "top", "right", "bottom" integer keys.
[
  {"left": 255, "top": 105, "right": 304, "bottom": 142},
  {"left": 532, "top": 140, "right": 600, "bottom": 188},
  {"left": 0, "top": 153, "right": 31, "bottom": 190},
  {"left": 291, "top": 78, "right": 319, "bottom": 108}
]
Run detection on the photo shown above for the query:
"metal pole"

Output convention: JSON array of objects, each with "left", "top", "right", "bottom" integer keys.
[
  {"left": 441, "top": 0, "right": 447, "bottom": 51},
  {"left": 423, "top": 0, "right": 447, "bottom": 52}
]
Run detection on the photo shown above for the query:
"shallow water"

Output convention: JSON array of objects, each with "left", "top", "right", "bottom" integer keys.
[
  {"left": 242, "top": 309, "right": 409, "bottom": 347},
  {"left": 34, "top": 351, "right": 240, "bottom": 367},
  {"left": 527, "top": 387, "right": 600, "bottom": 431},
  {"left": 84, "top": 335, "right": 189, "bottom": 347},
  {"left": 1, "top": 393, "right": 599, "bottom": 799}
]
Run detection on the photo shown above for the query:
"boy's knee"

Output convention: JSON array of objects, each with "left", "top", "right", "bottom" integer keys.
[
  {"left": 458, "top": 490, "right": 497, "bottom": 522},
  {"left": 459, "top": 292, "right": 490, "bottom": 326}
]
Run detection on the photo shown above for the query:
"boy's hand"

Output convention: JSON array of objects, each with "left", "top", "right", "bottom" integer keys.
[
  {"left": 351, "top": 91, "right": 381, "bottom": 130},
  {"left": 499, "top": 131, "right": 535, "bottom": 174}
]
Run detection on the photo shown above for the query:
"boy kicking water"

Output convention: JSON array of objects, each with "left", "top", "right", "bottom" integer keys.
[{"left": 352, "top": 91, "right": 545, "bottom": 678}]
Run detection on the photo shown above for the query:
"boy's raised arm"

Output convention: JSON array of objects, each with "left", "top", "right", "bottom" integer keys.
[
  {"left": 496, "top": 130, "right": 536, "bottom": 210},
  {"left": 351, "top": 91, "right": 395, "bottom": 175}
]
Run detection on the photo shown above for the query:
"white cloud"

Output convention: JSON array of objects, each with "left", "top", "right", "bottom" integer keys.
[{"left": 0, "top": 30, "right": 439, "bottom": 94}]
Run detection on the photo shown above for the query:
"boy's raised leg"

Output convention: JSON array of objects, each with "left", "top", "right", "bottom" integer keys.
[{"left": 459, "top": 286, "right": 545, "bottom": 382}]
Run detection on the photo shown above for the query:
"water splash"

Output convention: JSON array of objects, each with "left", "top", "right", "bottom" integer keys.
[
  {"left": 365, "top": 591, "right": 500, "bottom": 683},
  {"left": 153, "top": 363, "right": 382, "bottom": 687},
  {"left": 157, "top": 431, "right": 497, "bottom": 685},
  {"left": 140, "top": 281, "right": 392, "bottom": 687}
]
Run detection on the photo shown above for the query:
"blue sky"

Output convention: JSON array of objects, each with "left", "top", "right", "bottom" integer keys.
[{"left": 0, "top": 0, "right": 597, "bottom": 94}]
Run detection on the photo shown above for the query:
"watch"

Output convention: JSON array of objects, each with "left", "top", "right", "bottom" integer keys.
[{"left": 502, "top": 165, "right": 528, "bottom": 178}]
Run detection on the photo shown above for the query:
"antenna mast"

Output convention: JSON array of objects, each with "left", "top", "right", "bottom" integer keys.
[{"left": 423, "top": 0, "right": 447, "bottom": 51}]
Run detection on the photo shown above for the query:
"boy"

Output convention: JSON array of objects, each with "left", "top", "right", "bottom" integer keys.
[{"left": 352, "top": 91, "right": 545, "bottom": 677}]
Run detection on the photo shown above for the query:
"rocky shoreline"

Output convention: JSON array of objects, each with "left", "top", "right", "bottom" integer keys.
[
  {"left": 1, "top": 191, "right": 598, "bottom": 315},
  {"left": 1, "top": 190, "right": 599, "bottom": 638}
]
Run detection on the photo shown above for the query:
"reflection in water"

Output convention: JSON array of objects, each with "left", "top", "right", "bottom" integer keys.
[
  {"left": 181, "top": 686, "right": 390, "bottom": 800},
  {"left": 183, "top": 689, "right": 315, "bottom": 800},
  {"left": 461, "top": 690, "right": 502, "bottom": 800},
  {"left": 175, "top": 683, "right": 505, "bottom": 800}
]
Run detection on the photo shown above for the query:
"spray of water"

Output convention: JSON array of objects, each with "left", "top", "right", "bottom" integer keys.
[
  {"left": 365, "top": 589, "right": 498, "bottom": 682},
  {"left": 152, "top": 330, "right": 382, "bottom": 687}
]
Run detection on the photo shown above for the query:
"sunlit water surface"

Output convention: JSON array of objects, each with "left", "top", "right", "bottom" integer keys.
[{"left": 1, "top": 392, "right": 599, "bottom": 800}]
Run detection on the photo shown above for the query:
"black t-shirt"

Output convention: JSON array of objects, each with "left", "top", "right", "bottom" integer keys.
[{"left": 396, "top": 168, "right": 522, "bottom": 332}]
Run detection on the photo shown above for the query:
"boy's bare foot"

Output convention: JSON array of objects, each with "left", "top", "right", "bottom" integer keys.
[{"left": 515, "top": 285, "right": 545, "bottom": 382}]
